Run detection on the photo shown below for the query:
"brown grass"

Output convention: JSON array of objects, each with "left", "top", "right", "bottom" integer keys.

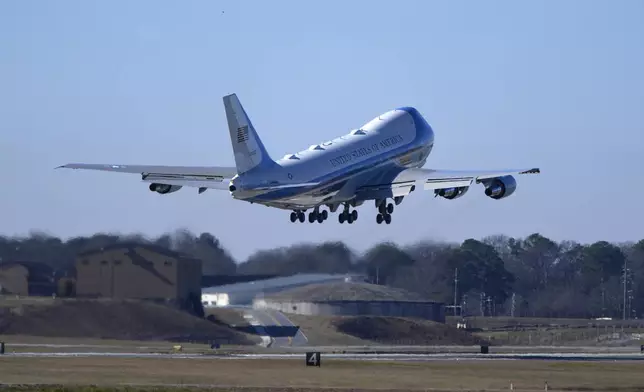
[
  {"left": 286, "top": 315, "right": 371, "bottom": 346},
  {"left": 0, "top": 299, "right": 260, "bottom": 346},
  {"left": 1, "top": 356, "right": 643, "bottom": 391},
  {"left": 205, "top": 307, "right": 251, "bottom": 327},
  {"left": 446, "top": 316, "right": 644, "bottom": 330},
  {"left": 334, "top": 316, "right": 486, "bottom": 345},
  {"left": 287, "top": 315, "right": 484, "bottom": 346}
]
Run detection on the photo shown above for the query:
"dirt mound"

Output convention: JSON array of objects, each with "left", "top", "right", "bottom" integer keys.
[
  {"left": 266, "top": 282, "right": 426, "bottom": 302},
  {"left": 0, "top": 298, "right": 258, "bottom": 345},
  {"left": 333, "top": 316, "right": 487, "bottom": 345}
]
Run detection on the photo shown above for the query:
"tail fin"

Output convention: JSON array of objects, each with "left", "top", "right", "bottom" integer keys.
[{"left": 223, "top": 93, "right": 275, "bottom": 175}]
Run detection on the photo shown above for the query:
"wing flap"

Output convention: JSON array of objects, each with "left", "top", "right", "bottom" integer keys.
[
  {"left": 141, "top": 178, "right": 231, "bottom": 191},
  {"left": 415, "top": 167, "right": 540, "bottom": 189},
  {"left": 356, "top": 167, "right": 540, "bottom": 195},
  {"left": 419, "top": 168, "right": 540, "bottom": 180},
  {"left": 354, "top": 180, "right": 417, "bottom": 200}
]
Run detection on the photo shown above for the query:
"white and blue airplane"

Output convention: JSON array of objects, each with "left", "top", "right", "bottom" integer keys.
[{"left": 58, "top": 93, "right": 540, "bottom": 225}]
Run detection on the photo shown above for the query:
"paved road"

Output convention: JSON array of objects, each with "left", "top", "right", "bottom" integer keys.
[{"left": 239, "top": 308, "right": 308, "bottom": 347}]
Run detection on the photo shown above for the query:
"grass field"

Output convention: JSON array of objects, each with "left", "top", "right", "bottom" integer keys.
[
  {"left": 0, "top": 297, "right": 260, "bottom": 346},
  {"left": 445, "top": 316, "right": 644, "bottom": 347},
  {"left": 1, "top": 357, "right": 644, "bottom": 391}
]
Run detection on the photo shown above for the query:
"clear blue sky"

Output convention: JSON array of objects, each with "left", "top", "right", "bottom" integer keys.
[{"left": 1, "top": 0, "right": 643, "bottom": 261}]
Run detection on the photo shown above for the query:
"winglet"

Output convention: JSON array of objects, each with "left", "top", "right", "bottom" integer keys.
[{"left": 519, "top": 168, "right": 540, "bottom": 174}]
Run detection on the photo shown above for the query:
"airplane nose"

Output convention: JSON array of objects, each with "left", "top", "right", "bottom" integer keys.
[{"left": 397, "top": 106, "right": 434, "bottom": 143}]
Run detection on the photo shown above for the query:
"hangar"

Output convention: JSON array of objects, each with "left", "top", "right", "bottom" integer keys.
[
  {"left": 201, "top": 273, "right": 367, "bottom": 307},
  {"left": 75, "top": 243, "right": 201, "bottom": 304},
  {"left": 254, "top": 281, "right": 446, "bottom": 323}
]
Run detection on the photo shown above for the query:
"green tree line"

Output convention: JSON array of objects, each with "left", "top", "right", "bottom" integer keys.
[{"left": 1, "top": 230, "right": 642, "bottom": 319}]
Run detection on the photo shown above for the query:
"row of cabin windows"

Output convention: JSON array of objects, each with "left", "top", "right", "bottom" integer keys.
[{"left": 79, "top": 260, "right": 173, "bottom": 267}]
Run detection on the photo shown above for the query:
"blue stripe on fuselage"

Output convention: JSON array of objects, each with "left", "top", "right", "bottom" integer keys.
[{"left": 246, "top": 107, "right": 434, "bottom": 202}]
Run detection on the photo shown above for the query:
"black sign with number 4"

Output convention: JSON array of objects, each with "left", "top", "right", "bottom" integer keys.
[{"left": 305, "top": 351, "right": 320, "bottom": 367}]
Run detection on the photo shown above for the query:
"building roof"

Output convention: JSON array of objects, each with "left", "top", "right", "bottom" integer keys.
[
  {"left": 263, "top": 281, "right": 428, "bottom": 302},
  {"left": 202, "top": 273, "right": 367, "bottom": 294},
  {"left": 201, "top": 274, "right": 280, "bottom": 288}
]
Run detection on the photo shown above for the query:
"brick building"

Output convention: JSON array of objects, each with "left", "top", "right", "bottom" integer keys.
[
  {"left": 0, "top": 262, "right": 55, "bottom": 296},
  {"left": 75, "top": 243, "right": 201, "bottom": 303}
]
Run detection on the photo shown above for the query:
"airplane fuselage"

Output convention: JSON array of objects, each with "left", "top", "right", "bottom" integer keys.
[
  {"left": 57, "top": 92, "right": 540, "bottom": 225},
  {"left": 230, "top": 107, "right": 435, "bottom": 209}
]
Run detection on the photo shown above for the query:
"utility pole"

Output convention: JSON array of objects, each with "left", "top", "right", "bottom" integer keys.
[
  {"left": 601, "top": 277, "right": 606, "bottom": 317},
  {"left": 462, "top": 294, "right": 468, "bottom": 317},
  {"left": 511, "top": 292, "right": 516, "bottom": 317},
  {"left": 453, "top": 268, "right": 459, "bottom": 317},
  {"left": 622, "top": 259, "right": 628, "bottom": 320},
  {"left": 480, "top": 292, "right": 485, "bottom": 316}
]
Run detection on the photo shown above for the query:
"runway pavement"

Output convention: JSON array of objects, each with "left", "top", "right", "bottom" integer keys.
[
  {"left": 238, "top": 307, "right": 308, "bottom": 347},
  {"left": 3, "top": 351, "right": 644, "bottom": 362}
]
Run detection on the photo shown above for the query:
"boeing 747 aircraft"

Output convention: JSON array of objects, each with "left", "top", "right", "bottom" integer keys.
[{"left": 58, "top": 94, "right": 540, "bottom": 225}]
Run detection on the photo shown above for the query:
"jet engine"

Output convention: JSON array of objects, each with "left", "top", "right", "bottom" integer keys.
[
  {"left": 435, "top": 186, "right": 469, "bottom": 200},
  {"left": 149, "top": 183, "right": 182, "bottom": 194},
  {"left": 483, "top": 175, "right": 517, "bottom": 199}
]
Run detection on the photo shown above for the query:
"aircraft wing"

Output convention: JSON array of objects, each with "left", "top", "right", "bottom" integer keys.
[
  {"left": 354, "top": 167, "right": 540, "bottom": 199},
  {"left": 414, "top": 167, "right": 541, "bottom": 190},
  {"left": 56, "top": 163, "right": 238, "bottom": 191}
]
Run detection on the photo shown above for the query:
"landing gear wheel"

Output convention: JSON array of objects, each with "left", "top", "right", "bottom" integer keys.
[
  {"left": 339, "top": 213, "right": 345, "bottom": 224},
  {"left": 298, "top": 212, "right": 305, "bottom": 222},
  {"left": 317, "top": 214, "right": 324, "bottom": 223},
  {"left": 309, "top": 212, "right": 316, "bottom": 223},
  {"left": 378, "top": 204, "right": 386, "bottom": 214},
  {"left": 347, "top": 214, "right": 354, "bottom": 224},
  {"left": 290, "top": 212, "right": 297, "bottom": 222},
  {"left": 384, "top": 214, "right": 392, "bottom": 224},
  {"left": 322, "top": 210, "right": 328, "bottom": 220},
  {"left": 387, "top": 203, "right": 394, "bottom": 214},
  {"left": 376, "top": 214, "right": 383, "bottom": 224},
  {"left": 351, "top": 210, "right": 358, "bottom": 221}
]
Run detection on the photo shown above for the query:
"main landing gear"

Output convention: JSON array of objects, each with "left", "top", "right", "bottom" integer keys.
[
  {"left": 376, "top": 199, "right": 395, "bottom": 225},
  {"left": 288, "top": 199, "right": 399, "bottom": 225},
  {"left": 290, "top": 208, "right": 328, "bottom": 223},
  {"left": 289, "top": 211, "right": 306, "bottom": 223},
  {"left": 338, "top": 204, "right": 358, "bottom": 224}
]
